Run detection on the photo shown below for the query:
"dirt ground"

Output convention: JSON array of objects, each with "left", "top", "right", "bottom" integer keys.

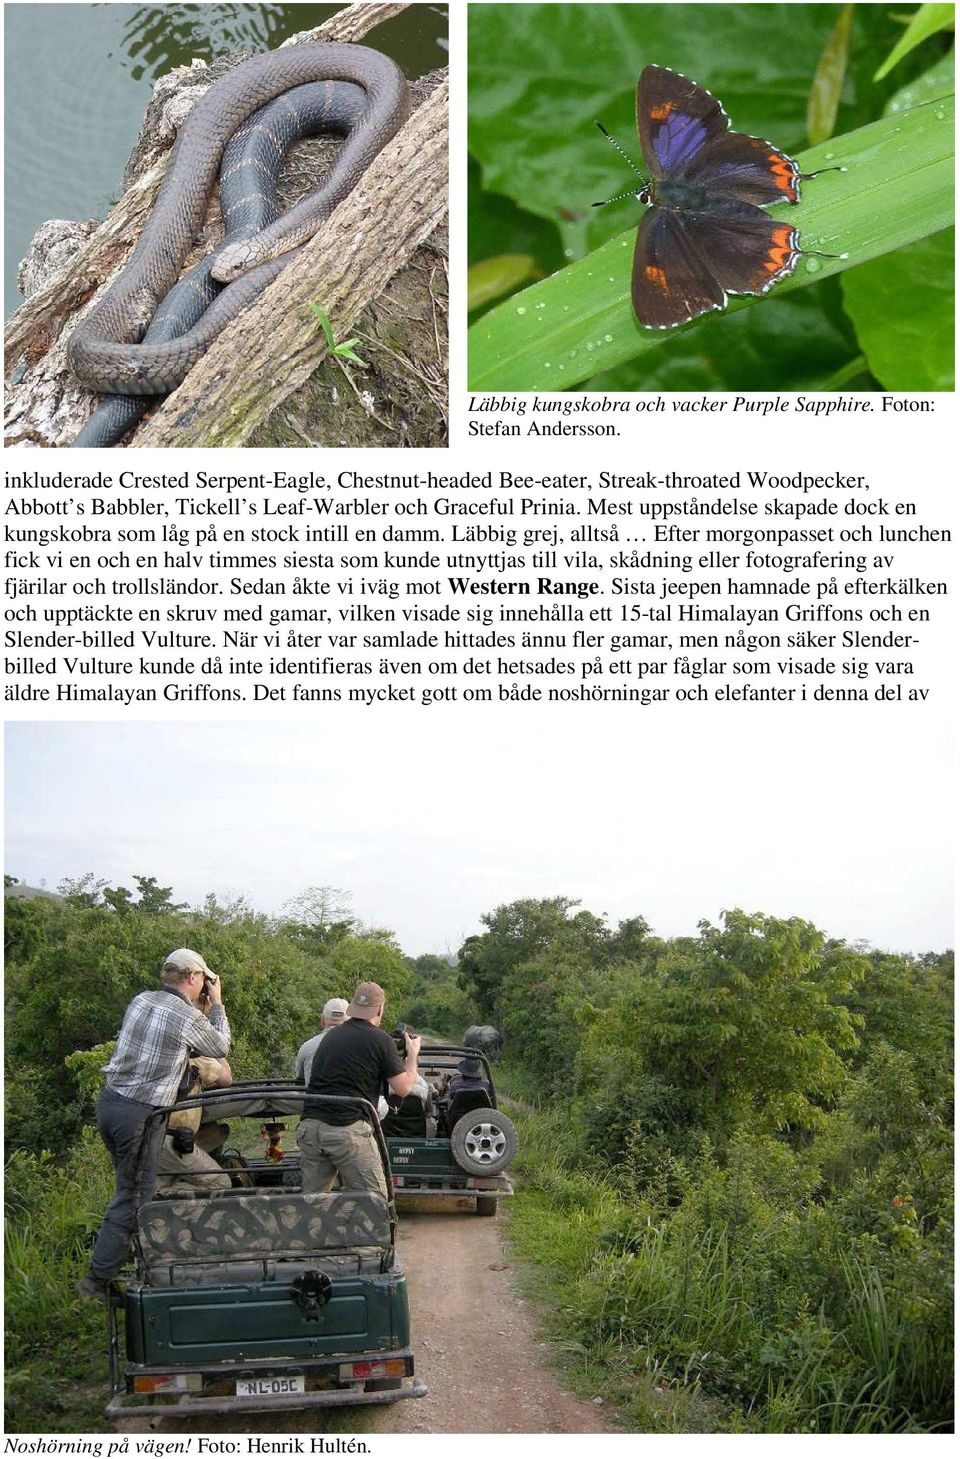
[
  {"left": 372, "top": 1209, "right": 610, "bottom": 1434},
  {"left": 120, "top": 1208, "right": 611, "bottom": 1436}
]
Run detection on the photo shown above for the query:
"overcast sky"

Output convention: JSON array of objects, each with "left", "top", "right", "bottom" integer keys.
[{"left": 4, "top": 716, "right": 953, "bottom": 956}]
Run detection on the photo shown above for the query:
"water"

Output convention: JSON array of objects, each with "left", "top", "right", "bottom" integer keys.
[{"left": 4, "top": 3, "right": 447, "bottom": 319}]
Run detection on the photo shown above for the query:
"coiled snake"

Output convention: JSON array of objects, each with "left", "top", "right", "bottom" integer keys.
[{"left": 68, "top": 43, "right": 410, "bottom": 446}]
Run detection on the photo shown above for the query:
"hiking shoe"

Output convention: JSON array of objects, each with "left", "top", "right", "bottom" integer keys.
[{"left": 75, "top": 1274, "right": 120, "bottom": 1304}]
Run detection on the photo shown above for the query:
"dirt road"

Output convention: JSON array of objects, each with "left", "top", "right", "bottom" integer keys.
[
  {"left": 372, "top": 1209, "right": 609, "bottom": 1433},
  {"left": 122, "top": 1209, "right": 610, "bottom": 1435}
]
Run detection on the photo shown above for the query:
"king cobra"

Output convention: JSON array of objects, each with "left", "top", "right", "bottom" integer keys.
[{"left": 68, "top": 43, "right": 410, "bottom": 444}]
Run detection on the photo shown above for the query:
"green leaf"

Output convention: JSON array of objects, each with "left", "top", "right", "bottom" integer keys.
[
  {"left": 841, "top": 229, "right": 954, "bottom": 389},
  {"left": 874, "top": 3, "right": 955, "bottom": 81},
  {"left": 307, "top": 302, "right": 336, "bottom": 350},
  {"left": 469, "top": 98, "right": 954, "bottom": 390},
  {"left": 307, "top": 306, "right": 369, "bottom": 368},
  {"left": 588, "top": 281, "right": 870, "bottom": 392},
  {"left": 334, "top": 348, "right": 368, "bottom": 369},
  {"left": 469, "top": 254, "right": 541, "bottom": 312},
  {"left": 807, "top": 4, "right": 854, "bottom": 145},
  {"left": 884, "top": 51, "right": 956, "bottom": 114},
  {"left": 467, "top": 155, "right": 564, "bottom": 275}
]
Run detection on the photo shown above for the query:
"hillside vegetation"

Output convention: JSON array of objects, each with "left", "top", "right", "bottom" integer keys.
[{"left": 3, "top": 879, "right": 953, "bottom": 1432}]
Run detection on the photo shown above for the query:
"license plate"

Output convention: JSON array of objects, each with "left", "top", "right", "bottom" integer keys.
[{"left": 236, "top": 1375, "right": 305, "bottom": 1398}]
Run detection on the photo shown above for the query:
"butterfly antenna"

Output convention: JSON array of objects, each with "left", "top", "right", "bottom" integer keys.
[
  {"left": 592, "top": 187, "right": 646, "bottom": 208},
  {"left": 595, "top": 121, "right": 646, "bottom": 177},
  {"left": 593, "top": 121, "right": 648, "bottom": 206}
]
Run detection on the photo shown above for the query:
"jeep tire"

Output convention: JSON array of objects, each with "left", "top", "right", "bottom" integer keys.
[{"left": 450, "top": 1108, "right": 517, "bottom": 1176}]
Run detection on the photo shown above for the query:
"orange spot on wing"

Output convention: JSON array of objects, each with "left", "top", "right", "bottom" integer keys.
[
  {"left": 650, "top": 103, "right": 673, "bottom": 120},
  {"left": 645, "top": 265, "right": 669, "bottom": 289},
  {"left": 768, "top": 152, "right": 799, "bottom": 197},
  {"left": 764, "top": 225, "right": 796, "bottom": 274}
]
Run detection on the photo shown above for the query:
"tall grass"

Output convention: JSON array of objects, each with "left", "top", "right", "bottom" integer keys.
[
  {"left": 4, "top": 1129, "right": 115, "bottom": 1431},
  {"left": 499, "top": 1090, "right": 952, "bottom": 1434}
]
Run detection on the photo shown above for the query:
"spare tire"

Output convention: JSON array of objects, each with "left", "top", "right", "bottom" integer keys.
[{"left": 450, "top": 1107, "right": 517, "bottom": 1176}]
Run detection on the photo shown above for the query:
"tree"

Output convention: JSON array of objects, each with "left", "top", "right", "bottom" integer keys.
[
  {"left": 458, "top": 896, "right": 610, "bottom": 1015},
  {"left": 102, "top": 885, "right": 135, "bottom": 915},
  {"left": 57, "top": 873, "right": 106, "bottom": 907},
  {"left": 577, "top": 909, "right": 867, "bottom": 1148},
  {"left": 840, "top": 948, "right": 953, "bottom": 1104},
  {"left": 410, "top": 953, "right": 455, "bottom": 982},
  {"left": 131, "top": 875, "right": 186, "bottom": 914},
  {"left": 277, "top": 886, "right": 355, "bottom": 954},
  {"left": 315, "top": 935, "right": 414, "bottom": 1005}
]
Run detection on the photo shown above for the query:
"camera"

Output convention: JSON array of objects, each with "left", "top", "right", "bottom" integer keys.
[
  {"left": 390, "top": 1022, "right": 411, "bottom": 1055},
  {"left": 170, "top": 1126, "right": 195, "bottom": 1156}
]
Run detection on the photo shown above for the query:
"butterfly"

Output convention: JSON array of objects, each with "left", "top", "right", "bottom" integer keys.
[{"left": 594, "top": 65, "right": 846, "bottom": 329}]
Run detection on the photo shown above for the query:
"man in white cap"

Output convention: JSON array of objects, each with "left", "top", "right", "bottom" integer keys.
[
  {"left": 298, "top": 981, "right": 420, "bottom": 1197},
  {"left": 293, "top": 996, "right": 350, "bottom": 1084},
  {"left": 77, "top": 948, "right": 231, "bottom": 1302}
]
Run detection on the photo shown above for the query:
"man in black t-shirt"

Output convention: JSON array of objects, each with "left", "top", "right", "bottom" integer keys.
[{"left": 298, "top": 980, "right": 421, "bottom": 1197}]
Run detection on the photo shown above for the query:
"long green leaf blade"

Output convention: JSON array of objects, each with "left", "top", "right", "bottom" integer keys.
[
  {"left": 874, "top": 2, "right": 955, "bottom": 81},
  {"left": 468, "top": 98, "right": 954, "bottom": 391}
]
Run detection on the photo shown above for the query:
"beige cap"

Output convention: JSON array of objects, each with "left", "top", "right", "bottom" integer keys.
[
  {"left": 322, "top": 997, "right": 349, "bottom": 1021},
  {"left": 346, "top": 981, "right": 386, "bottom": 1017},
  {"left": 164, "top": 948, "right": 213, "bottom": 975}
]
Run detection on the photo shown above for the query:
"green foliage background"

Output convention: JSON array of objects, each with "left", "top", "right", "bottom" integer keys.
[
  {"left": 459, "top": 897, "right": 953, "bottom": 1432},
  {"left": 468, "top": 3, "right": 954, "bottom": 391},
  {"left": 3, "top": 877, "right": 953, "bottom": 1433}
]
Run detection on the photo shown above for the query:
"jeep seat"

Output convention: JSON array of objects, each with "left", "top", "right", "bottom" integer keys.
[
  {"left": 382, "top": 1094, "right": 428, "bottom": 1139},
  {"left": 445, "top": 1088, "right": 492, "bottom": 1131},
  {"left": 136, "top": 1189, "right": 391, "bottom": 1287}
]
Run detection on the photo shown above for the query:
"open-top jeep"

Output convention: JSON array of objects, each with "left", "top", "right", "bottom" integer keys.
[
  {"left": 106, "top": 1085, "right": 426, "bottom": 1418},
  {"left": 381, "top": 1045, "right": 517, "bottom": 1216}
]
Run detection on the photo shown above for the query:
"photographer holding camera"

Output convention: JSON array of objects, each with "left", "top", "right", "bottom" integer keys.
[
  {"left": 77, "top": 948, "right": 231, "bottom": 1302},
  {"left": 299, "top": 980, "right": 420, "bottom": 1198}
]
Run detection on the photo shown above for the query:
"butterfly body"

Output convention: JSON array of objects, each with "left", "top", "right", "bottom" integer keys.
[
  {"left": 609, "top": 64, "right": 841, "bottom": 329},
  {"left": 652, "top": 179, "right": 764, "bottom": 216}
]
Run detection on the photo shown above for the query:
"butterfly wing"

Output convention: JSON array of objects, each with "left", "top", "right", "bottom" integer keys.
[
  {"left": 684, "top": 206, "right": 802, "bottom": 296},
  {"left": 632, "top": 206, "right": 725, "bottom": 328},
  {"left": 683, "top": 130, "right": 802, "bottom": 205},
  {"left": 636, "top": 65, "right": 729, "bottom": 182}
]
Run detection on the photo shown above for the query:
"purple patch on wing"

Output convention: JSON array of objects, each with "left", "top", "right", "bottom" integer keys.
[
  {"left": 694, "top": 160, "right": 743, "bottom": 178},
  {"left": 652, "top": 112, "right": 707, "bottom": 171}
]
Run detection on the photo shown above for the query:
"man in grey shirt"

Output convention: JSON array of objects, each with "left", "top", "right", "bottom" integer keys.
[{"left": 294, "top": 996, "right": 349, "bottom": 1083}]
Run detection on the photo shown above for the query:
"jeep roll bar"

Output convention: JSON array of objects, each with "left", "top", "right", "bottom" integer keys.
[{"left": 134, "top": 1086, "right": 398, "bottom": 1226}]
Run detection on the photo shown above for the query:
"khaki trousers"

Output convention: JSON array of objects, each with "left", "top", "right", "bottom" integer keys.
[
  {"left": 297, "top": 1117, "right": 387, "bottom": 1198},
  {"left": 156, "top": 1137, "right": 232, "bottom": 1195}
]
